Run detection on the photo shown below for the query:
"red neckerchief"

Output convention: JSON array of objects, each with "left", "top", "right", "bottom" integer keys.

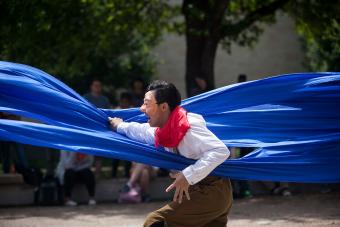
[{"left": 154, "top": 106, "right": 190, "bottom": 148}]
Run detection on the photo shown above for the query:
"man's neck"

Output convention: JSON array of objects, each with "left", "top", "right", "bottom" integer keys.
[{"left": 159, "top": 111, "right": 171, "bottom": 128}]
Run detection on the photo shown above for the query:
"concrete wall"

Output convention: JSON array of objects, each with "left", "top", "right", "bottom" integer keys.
[{"left": 153, "top": 13, "right": 305, "bottom": 97}]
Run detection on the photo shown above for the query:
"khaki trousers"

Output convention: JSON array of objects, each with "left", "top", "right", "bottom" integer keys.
[{"left": 143, "top": 176, "right": 233, "bottom": 227}]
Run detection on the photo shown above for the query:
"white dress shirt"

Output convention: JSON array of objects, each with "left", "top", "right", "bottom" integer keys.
[{"left": 117, "top": 112, "right": 230, "bottom": 185}]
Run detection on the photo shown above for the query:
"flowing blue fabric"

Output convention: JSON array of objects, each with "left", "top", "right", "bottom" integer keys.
[{"left": 0, "top": 61, "right": 339, "bottom": 183}]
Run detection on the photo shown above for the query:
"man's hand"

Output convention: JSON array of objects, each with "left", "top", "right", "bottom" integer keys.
[
  {"left": 166, "top": 172, "right": 190, "bottom": 204},
  {"left": 108, "top": 117, "right": 123, "bottom": 131}
]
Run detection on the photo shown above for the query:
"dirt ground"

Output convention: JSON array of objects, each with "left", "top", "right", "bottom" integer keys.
[{"left": 0, "top": 192, "right": 339, "bottom": 227}]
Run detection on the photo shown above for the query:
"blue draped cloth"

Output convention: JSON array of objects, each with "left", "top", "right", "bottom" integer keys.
[{"left": 0, "top": 61, "right": 339, "bottom": 183}]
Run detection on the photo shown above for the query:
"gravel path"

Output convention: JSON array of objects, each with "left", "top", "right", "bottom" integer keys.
[{"left": 0, "top": 193, "right": 339, "bottom": 227}]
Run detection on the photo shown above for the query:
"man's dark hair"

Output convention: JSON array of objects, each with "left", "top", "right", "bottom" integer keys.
[
  {"left": 146, "top": 80, "right": 181, "bottom": 111},
  {"left": 238, "top": 74, "right": 247, "bottom": 83},
  {"left": 89, "top": 78, "right": 102, "bottom": 86},
  {"left": 130, "top": 78, "right": 145, "bottom": 89},
  {"left": 120, "top": 92, "right": 133, "bottom": 102}
]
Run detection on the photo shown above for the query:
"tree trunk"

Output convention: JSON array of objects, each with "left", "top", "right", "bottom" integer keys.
[
  {"left": 185, "top": 33, "right": 219, "bottom": 96},
  {"left": 182, "top": 0, "right": 288, "bottom": 97},
  {"left": 183, "top": 0, "right": 228, "bottom": 97}
]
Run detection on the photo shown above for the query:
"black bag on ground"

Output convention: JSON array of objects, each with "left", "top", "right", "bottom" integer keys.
[{"left": 36, "top": 174, "right": 63, "bottom": 206}]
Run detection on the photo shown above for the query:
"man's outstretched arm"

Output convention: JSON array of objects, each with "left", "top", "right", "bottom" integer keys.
[{"left": 109, "top": 117, "right": 155, "bottom": 145}]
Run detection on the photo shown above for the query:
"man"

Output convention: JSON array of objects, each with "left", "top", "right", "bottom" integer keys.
[
  {"left": 83, "top": 79, "right": 111, "bottom": 178},
  {"left": 83, "top": 79, "right": 111, "bottom": 110},
  {"left": 109, "top": 81, "right": 232, "bottom": 227},
  {"left": 0, "top": 112, "right": 28, "bottom": 173},
  {"left": 130, "top": 78, "right": 146, "bottom": 107},
  {"left": 188, "top": 77, "right": 208, "bottom": 97}
]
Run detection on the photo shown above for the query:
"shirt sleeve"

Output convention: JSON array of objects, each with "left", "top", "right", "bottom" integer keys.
[
  {"left": 117, "top": 122, "right": 155, "bottom": 145},
  {"left": 60, "top": 151, "right": 76, "bottom": 169},
  {"left": 181, "top": 117, "right": 230, "bottom": 185}
]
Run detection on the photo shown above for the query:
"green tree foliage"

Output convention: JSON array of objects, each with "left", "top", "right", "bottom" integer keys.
[
  {"left": 288, "top": 1, "right": 340, "bottom": 71},
  {"left": 1, "top": 0, "right": 339, "bottom": 98},
  {"left": 0, "top": 0, "right": 173, "bottom": 94},
  {"left": 181, "top": 0, "right": 289, "bottom": 95},
  {"left": 180, "top": 0, "right": 340, "bottom": 95}
]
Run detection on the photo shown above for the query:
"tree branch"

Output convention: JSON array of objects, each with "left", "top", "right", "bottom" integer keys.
[{"left": 221, "top": 0, "right": 290, "bottom": 39}]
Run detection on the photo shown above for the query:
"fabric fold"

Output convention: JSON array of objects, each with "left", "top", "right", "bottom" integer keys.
[{"left": 0, "top": 61, "right": 339, "bottom": 183}]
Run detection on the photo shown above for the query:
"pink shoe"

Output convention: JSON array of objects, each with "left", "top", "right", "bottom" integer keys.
[{"left": 118, "top": 186, "right": 142, "bottom": 203}]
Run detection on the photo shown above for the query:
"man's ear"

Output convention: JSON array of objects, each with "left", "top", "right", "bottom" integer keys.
[{"left": 160, "top": 102, "right": 170, "bottom": 112}]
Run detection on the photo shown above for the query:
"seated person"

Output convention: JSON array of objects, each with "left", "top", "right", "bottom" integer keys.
[
  {"left": 121, "top": 162, "right": 157, "bottom": 203},
  {"left": 0, "top": 112, "right": 28, "bottom": 173},
  {"left": 56, "top": 151, "right": 96, "bottom": 206}
]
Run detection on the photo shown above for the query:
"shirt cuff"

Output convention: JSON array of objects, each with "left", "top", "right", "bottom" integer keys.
[{"left": 182, "top": 166, "right": 198, "bottom": 185}]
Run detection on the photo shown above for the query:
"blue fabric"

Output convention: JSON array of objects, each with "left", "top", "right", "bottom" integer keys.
[{"left": 0, "top": 61, "right": 339, "bottom": 183}]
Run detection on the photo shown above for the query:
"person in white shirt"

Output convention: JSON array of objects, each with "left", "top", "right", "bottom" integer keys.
[
  {"left": 56, "top": 151, "right": 96, "bottom": 206},
  {"left": 109, "top": 80, "right": 232, "bottom": 227}
]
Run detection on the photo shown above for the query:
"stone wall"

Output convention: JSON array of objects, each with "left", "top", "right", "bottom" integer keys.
[{"left": 153, "top": 13, "right": 305, "bottom": 97}]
